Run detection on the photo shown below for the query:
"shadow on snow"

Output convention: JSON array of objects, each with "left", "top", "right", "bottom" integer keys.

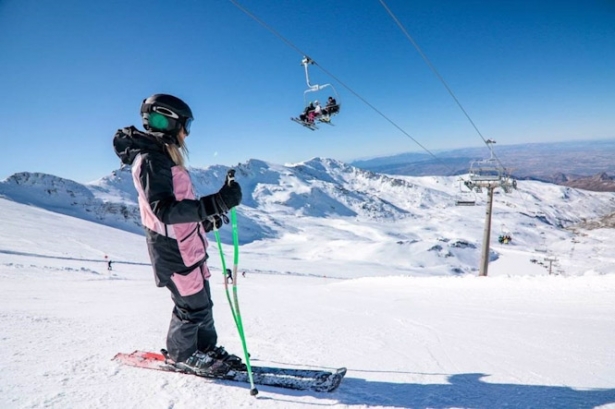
[{"left": 257, "top": 373, "right": 615, "bottom": 409}]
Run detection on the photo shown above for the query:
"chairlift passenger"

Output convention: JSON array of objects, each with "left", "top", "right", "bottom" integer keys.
[
  {"left": 323, "top": 96, "right": 339, "bottom": 116},
  {"left": 292, "top": 57, "right": 341, "bottom": 129},
  {"left": 299, "top": 102, "right": 315, "bottom": 122}
]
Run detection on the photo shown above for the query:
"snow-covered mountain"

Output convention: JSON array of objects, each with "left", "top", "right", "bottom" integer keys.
[
  {"left": 2, "top": 157, "right": 614, "bottom": 276},
  {"left": 0, "top": 171, "right": 142, "bottom": 233}
]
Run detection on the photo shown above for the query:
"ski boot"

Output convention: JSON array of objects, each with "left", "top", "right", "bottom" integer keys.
[
  {"left": 173, "top": 349, "right": 232, "bottom": 376},
  {"left": 209, "top": 346, "right": 246, "bottom": 371}
]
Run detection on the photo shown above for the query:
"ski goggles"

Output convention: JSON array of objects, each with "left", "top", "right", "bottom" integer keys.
[{"left": 184, "top": 118, "right": 193, "bottom": 135}]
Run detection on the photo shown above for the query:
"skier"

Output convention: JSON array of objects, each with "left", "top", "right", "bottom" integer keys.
[
  {"left": 299, "top": 101, "right": 315, "bottom": 123},
  {"left": 113, "top": 94, "right": 244, "bottom": 376},
  {"left": 308, "top": 100, "right": 322, "bottom": 122},
  {"left": 107, "top": 260, "right": 113, "bottom": 271},
  {"left": 226, "top": 268, "right": 233, "bottom": 284}
]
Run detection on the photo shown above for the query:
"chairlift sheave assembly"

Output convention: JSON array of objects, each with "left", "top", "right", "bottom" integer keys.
[{"left": 290, "top": 56, "right": 341, "bottom": 130}]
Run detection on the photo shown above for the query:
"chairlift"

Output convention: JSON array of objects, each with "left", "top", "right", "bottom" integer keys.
[
  {"left": 498, "top": 224, "right": 512, "bottom": 244},
  {"left": 291, "top": 57, "right": 341, "bottom": 130},
  {"left": 469, "top": 158, "right": 503, "bottom": 182},
  {"left": 468, "top": 139, "right": 505, "bottom": 182},
  {"left": 454, "top": 178, "right": 476, "bottom": 206}
]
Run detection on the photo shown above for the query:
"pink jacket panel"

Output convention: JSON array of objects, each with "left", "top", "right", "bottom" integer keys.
[{"left": 169, "top": 166, "right": 210, "bottom": 274}]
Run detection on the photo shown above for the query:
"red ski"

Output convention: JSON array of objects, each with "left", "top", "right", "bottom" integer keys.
[{"left": 113, "top": 350, "right": 346, "bottom": 392}]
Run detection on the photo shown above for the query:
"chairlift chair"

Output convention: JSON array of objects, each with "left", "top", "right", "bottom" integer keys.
[
  {"left": 454, "top": 178, "right": 476, "bottom": 206},
  {"left": 469, "top": 159, "right": 503, "bottom": 182},
  {"left": 455, "top": 197, "right": 476, "bottom": 206},
  {"left": 498, "top": 224, "right": 512, "bottom": 244},
  {"left": 292, "top": 57, "right": 341, "bottom": 129},
  {"left": 468, "top": 139, "right": 509, "bottom": 182}
]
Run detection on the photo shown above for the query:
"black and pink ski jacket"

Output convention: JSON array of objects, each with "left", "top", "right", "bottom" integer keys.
[{"left": 113, "top": 126, "right": 211, "bottom": 295}]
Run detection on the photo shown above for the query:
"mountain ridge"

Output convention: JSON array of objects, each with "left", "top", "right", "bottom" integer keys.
[
  {"left": 2, "top": 155, "right": 615, "bottom": 276},
  {"left": 350, "top": 139, "right": 615, "bottom": 191}
]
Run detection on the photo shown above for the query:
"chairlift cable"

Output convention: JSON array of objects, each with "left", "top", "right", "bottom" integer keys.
[
  {"left": 227, "top": 0, "right": 457, "bottom": 176},
  {"left": 518, "top": 189, "right": 536, "bottom": 214},
  {"left": 378, "top": 0, "right": 508, "bottom": 173},
  {"left": 310, "top": 61, "right": 445, "bottom": 168},
  {"left": 378, "top": 3, "right": 547, "bottom": 247},
  {"left": 227, "top": 0, "right": 308, "bottom": 57}
]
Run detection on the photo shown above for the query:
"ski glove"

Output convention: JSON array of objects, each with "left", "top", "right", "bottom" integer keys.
[
  {"left": 218, "top": 180, "right": 242, "bottom": 210},
  {"left": 198, "top": 181, "right": 242, "bottom": 218},
  {"left": 203, "top": 214, "right": 229, "bottom": 232}
]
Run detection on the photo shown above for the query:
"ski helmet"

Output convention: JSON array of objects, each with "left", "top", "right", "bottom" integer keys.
[{"left": 140, "top": 94, "right": 194, "bottom": 138}]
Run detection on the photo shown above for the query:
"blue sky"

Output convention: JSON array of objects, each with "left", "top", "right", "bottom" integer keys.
[{"left": 1, "top": 0, "right": 614, "bottom": 183}]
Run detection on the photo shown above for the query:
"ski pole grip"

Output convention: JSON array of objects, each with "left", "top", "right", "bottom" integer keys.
[{"left": 226, "top": 169, "right": 235, "bottom": 186}]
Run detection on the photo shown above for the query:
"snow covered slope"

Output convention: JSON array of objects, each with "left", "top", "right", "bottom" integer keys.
[{"left": 1, "top": 194, "right": 615, "bottom": 408}]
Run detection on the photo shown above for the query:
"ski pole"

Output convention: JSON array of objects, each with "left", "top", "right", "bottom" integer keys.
[{"left": 214, "top": 169, "right": 258, "bottom": 396}]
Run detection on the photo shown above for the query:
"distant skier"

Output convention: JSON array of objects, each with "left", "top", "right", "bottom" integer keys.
[
  {"left": 226, "top": 268, "right": 233, "bottom": 284},
  {"left": 242, "top": 271, "right": 246, "bottom": 278},
  {"left": 113, "top": 93, "right": 244, "bottom": 376},
  {"left": 107, "top": 260, "right": 113, "bottom": 271}
]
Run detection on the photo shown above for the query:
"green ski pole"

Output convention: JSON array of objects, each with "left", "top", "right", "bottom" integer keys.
[{"left": 214, "top": 169, "right": 258, "bottom": 396}]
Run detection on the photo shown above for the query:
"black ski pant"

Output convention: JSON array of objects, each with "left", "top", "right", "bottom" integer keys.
[{"left": 165, "top": 266, "right": 217, "bottom": 363}]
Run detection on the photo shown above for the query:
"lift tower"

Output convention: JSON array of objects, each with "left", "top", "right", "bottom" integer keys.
[{"left": 464, "top": 140, "right": 517, "bottom": 276}]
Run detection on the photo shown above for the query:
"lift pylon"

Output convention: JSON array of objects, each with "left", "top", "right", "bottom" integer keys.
[{"left": 463, "top": 140, "right": 517, "bottom": 276}]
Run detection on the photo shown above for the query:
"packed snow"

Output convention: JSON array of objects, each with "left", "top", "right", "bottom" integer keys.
[{"left": 1, "top": 163, "right": 615, "bottom": 408}]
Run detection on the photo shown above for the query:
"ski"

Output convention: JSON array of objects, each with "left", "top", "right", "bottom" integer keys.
[
  {"left": 318, "top": 117, "right": 334, "bottom": 126},
  {"left": 113, "top": 350, "right": 346, "bottom": 392},
  {"left": 291, "top": 117, "right": 317, "bottom": 131}
]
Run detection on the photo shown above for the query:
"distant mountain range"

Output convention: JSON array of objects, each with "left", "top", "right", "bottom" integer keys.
[
  {"left": 553, "top": 172, "right": 615, "bottom": 192},
  {"left": 0, "top": 158, "right": 439, "bottom": 243},
  {"left": 350, "top": 139, "right": 615, "bottom": 191}
]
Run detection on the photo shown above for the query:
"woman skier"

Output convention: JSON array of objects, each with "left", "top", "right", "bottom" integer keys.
[{"left": 113, "top": 94, "right": 243, "bottom": 375}]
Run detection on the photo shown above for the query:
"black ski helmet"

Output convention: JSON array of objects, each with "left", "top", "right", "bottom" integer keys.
[{"left": 140, "top": 94, "right": 194, "bottom": 139}]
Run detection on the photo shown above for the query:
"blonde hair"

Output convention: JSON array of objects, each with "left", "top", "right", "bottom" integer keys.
[{"left": 166, "top": 137, "right": 189, "bottom": 168}]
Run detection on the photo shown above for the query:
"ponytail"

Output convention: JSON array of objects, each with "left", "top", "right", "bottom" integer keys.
[{"left": 166, "top": 138, "right": 189, "bottom": 168}]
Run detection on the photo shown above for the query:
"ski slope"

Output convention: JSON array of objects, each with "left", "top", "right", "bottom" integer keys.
[{"left": 1, "top": 197, "right": 614, "bottom": 408}]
